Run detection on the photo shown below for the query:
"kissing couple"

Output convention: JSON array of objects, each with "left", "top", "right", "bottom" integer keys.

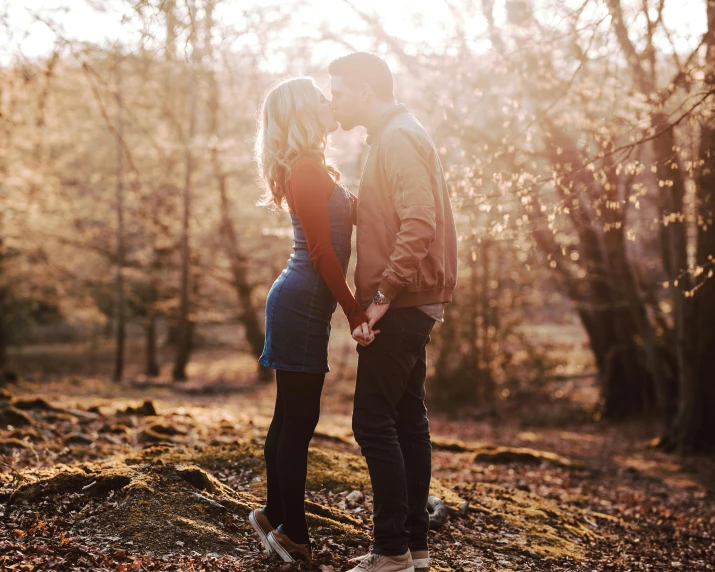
[{"left": 249, "top": 52, "right": 458, "bottom": 572}]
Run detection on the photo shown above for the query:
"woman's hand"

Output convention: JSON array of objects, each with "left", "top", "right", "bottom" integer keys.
[{"left": 352, "top": 322, "right": 379, "bottom": 346}]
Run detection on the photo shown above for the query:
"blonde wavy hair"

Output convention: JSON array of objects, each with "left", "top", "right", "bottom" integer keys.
[{"left": 255, "top": 76, "right": 340, "bottom": 210}]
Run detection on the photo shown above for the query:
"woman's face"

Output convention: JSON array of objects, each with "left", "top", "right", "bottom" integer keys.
[{"left": 316, "top": 88, "right": 339, "bottom": 134}]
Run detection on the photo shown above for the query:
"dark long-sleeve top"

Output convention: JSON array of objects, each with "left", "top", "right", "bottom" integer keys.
[{"left": 285, "top": 157, "right": 368, "bottom": 331}]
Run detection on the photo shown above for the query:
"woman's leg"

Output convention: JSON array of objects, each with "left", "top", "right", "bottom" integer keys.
[
  {"left": 262, "top": 376, "right": 284, "bottom": 528},
  {"left": 275, "top": 370, "right": 325, "bottom": 545}
]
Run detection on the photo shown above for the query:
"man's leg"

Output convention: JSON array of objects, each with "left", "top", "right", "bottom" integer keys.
[
  {"left": 352, "top": 308, "right": 434, "bottom": 556},
  {"left": 396, "top": 342, "right": 432, "bottom": 553}
]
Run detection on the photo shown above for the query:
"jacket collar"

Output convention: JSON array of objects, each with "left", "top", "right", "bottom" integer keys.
[{"left": 366, "top": 103, "right": 408, "bottom": 146}]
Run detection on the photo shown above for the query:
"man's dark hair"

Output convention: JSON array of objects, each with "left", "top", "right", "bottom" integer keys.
[{"left": 328, "top": 52, "right": 395, "bottom": 102}]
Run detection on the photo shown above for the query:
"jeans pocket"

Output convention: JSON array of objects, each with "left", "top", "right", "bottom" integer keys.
[{"left": 400, "top": 328, "right": 430, "bottom": 352}]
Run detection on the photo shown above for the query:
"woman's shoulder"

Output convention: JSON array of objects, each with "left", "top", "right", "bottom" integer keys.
[
  {"left": 289, "top": 156, "right": 335, "bottom": 188},
  {"left": 292, "top": 155, "right": 326, "bottom": 174}
]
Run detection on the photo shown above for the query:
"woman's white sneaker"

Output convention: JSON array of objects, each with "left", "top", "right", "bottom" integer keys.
[{"left": 248, "top": 509, "right": 275, "bottom": 555}]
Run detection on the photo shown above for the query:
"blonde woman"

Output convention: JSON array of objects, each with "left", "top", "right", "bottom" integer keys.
[{"left": 248, "top": 77, "right": 376, "bottom": 563}]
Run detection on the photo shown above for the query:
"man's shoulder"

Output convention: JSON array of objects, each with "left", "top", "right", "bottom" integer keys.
[
  {"left": 381, "top": 114, "right": 432, "bottom": 147},
  {"left": 379, "top": 114, "right": 435, "bottom": 160}
]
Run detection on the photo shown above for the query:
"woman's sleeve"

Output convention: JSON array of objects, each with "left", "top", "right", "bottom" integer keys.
[{"left": 287, "top": 158, "right": 368, "bottom": 331}]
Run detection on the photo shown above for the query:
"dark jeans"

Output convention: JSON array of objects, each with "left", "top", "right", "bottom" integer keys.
[
  {"left": 263, "top": 370, "right": 325, "bottom": 545},
  {"left": 352, "top": 307, "right": 435, "bottom": 556}
]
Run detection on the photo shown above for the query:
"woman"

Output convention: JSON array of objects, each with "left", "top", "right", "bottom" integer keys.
[{"left": 249, "top": 76, "right": 375, "bottom": 563}]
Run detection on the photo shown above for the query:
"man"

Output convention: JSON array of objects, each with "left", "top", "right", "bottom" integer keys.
[{"left": 329, "top": 52, "right": 458, "bottom": 572}]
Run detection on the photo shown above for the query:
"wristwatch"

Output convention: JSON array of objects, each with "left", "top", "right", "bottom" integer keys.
[{"left": 372, "top": 290, "right": 391, "bottom": 305}]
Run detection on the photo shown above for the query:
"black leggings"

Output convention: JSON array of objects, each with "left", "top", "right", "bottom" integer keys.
[{"left": 262, "top": 370, "right": 325, "bottom": 545}]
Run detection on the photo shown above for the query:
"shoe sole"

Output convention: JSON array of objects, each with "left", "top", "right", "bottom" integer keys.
[
  {"left": 267, "top": 532, "right": 296, "bottom": 563},
  {"left": 248, "top": 511, "right": 274, "bottom": 556},
  {"left": 413, "top": 557, "right": 430, "bottom": 569}
]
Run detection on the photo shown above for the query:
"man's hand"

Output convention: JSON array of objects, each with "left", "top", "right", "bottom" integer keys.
[
  {"left": 352, "top": 322, "right": 379, "bottom": 347},
  {"left": 365, "top": 301, "right": 390, "bottom": 330}
]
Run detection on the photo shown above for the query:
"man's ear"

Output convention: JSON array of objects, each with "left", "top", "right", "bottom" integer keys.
[{"left": 358, "top": 82, "right": 373, "bottom": 102}]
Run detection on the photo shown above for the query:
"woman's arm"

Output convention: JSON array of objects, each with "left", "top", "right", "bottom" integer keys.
[{"left": 287, "top": 158, "right": 368, "bottom": 330}]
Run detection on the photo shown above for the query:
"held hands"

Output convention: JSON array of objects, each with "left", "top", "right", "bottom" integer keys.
[
  {"left": 351, "top": 301, "right": 391, "bottom": 346},
  {"left": 352, "top": 322, "right": 380, "bottom": 346}
]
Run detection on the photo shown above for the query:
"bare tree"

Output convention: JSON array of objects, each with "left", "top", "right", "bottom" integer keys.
[
  {"left": 172, "top": 0, "right": 199, "bottom": 382},
  {"left": 113, "top": 48, "right": 127, "bottom": 383}
]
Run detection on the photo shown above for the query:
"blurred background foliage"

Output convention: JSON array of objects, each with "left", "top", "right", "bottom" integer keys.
[{"left": 0, "top": 0, "right": 713, "bottom": 452}]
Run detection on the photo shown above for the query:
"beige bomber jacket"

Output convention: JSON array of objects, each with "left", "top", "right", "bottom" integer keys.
[{"left": 354, "top": 105, "right": 458, "bottom": 310}]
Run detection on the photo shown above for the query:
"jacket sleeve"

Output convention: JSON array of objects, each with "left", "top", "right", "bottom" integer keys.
[
  {"left": 377, "top": 129, "right": 437, "bottom": 300},
  {"left": 288, "top": 158, "right": 368, "bottom": 331}
]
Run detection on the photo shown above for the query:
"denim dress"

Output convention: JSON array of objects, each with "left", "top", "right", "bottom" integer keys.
[{"left": 259, "top": 184, "right": 353, "bottom": 374}]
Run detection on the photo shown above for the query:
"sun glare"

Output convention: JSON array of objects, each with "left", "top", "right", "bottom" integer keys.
[{"left": 3, "top": 0, "right": 706, "bottom": 66}]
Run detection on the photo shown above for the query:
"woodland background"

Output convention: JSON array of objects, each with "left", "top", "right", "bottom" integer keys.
[{"left": 0, "top": 1, "right": 714, "bottom": 570}]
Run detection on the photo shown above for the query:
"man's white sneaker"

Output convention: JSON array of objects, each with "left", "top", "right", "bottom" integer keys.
[
  {"left": 346, "top": 550, "right": 415, "bottom": 572},
  {"left": 410, "top": 549, "right": 430, "bottom": 570}
]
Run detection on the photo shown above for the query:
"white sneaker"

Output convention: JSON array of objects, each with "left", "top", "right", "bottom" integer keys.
[
  {"left": 411, "top": 549, "right": 430, "bottom": 570},
  {"left": 247, "top": 509, "right": 275, "bottom": 556},
  {"left": 347, "top": 550, "right": 415, "bottom": 572}
]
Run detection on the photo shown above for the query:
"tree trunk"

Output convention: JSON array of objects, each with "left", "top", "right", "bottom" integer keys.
[
  {"left": 0, "top": 75, "right": 7, "bottom": 370},
  {"left": 479, "top": 240, "right": 496, "bottom": 403},
  {"left": 172, "top": 4, "right": 199, "bottom": 382},
  {"left": 172, "top": 119, "right": 195, "bottom": 381},
  {"left": 469, "top": 246, "right": 480, "bottom": 381},
  {"left": 653, "top": 112, "right": 697, "bottom": 421},
  {"left": 112, "top": 51, "right": 126, "bottom": 383},
  {"left": 529, "top": 184, "right": 654, "bottom": 419},
  {"left": 88, "top": 323, "right": 100, "bottom": 377},
  {"left": 666, "top": 2, "right": 715, "bottom": 452},
  {"left": 144, "top": 312, "right": 160, "bottom": 377},
  {"left": 600, "top": 164, "right": 672, "bottom": 417},
  {"left": 0, "top": 280, "right": 7, "bottom": 371}
]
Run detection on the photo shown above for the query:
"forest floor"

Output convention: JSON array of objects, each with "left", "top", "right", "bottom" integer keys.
[{"left": 0, "top": 338, "right": 713, "bottom": 571}]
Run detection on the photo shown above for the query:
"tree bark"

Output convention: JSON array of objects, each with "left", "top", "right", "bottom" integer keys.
[
  {"left": 0, "top": 276, "right": 7, "bottom": 371},
  {"left": 528, "top": 156, "right": 654, "bottom": 419},
  {"left": 479, "top": 240, "right": 496, "bottom": 402},
  {"left": 144, "top": 311, "right": 160, "bottom": 377},
  {"left": 172, "top": 1, "right": 199, "bottom": 382},
  {"left": 172, "top": 104, "right": 196, "bottom": 381},
  {"left": 112, "top": 50, "right": 126, "bottom": 383},
  {"left": 652, "top": 113, "right": 697, "bottom": 425},
  {"left": 666, "top": 1, "right": 715, "bottom": 452}
]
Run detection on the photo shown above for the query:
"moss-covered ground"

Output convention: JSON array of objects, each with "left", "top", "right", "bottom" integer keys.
[{"left": 0, "top": 374, "right": 713, "bottom": 571}]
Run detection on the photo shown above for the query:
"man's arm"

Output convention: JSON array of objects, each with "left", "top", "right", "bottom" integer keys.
[{"left": 377, "top": 128, "right": 437, "bottom": 301}]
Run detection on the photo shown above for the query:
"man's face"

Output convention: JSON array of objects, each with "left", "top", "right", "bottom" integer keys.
[{"left": 329, "top": 75, "right": 362, "bottom": 131}]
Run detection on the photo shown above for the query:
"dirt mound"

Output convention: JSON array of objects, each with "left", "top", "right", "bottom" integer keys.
[{"left": 6, "top": 455, "right": 369, "bottom": 558}]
